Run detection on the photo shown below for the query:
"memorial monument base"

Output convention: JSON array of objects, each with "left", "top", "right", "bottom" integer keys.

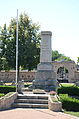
[
  {"left": 29, "top": 31, "right": 57, "bottom": 92},
  {"left": 32, "top": 63, "right": 57, "bottom": 92}
]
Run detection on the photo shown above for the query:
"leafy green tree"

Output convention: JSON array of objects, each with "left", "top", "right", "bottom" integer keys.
[
  {"left": 52, "top": 50, "right": 72, "bottom": 61},
  {"left": 56, "top": 55, "right": 72, "bottom": 61},
  {"left": 77, "top": 57, "right": 79, "bottom": 64},
  {"left": 0, "top": 13, "right": 40, "bottom": 71},
  {"left": 0, "top": 24, "right": 10, "bottom": 71},
  {"left": 52, "top": 50, "right": 62, "bottom": 61},
  {"left": 1, "top": 57, "right": 10, "bottom": 71},
  {"left": 0, "top": 57, "right": 9, "bottom": 71},
  {"left": 0, "top": 57, "right": 3, "bottom": 70}
]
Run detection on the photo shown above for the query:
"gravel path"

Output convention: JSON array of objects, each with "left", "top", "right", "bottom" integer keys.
[{"left": 0, "top": 108, "right": 78, "bottom": 119}]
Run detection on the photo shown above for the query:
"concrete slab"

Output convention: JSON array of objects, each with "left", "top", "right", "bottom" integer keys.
[{"left": 0, "top": 108, "right": 78, "bottom": 119}]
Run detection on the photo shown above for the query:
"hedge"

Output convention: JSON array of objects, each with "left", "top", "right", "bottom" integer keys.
[
  {"left": 59, "top": 94, "right": 79, "bottom": 111},
  {"left": 0, "top": 85, "right": 16, "bottom": 94},
  {"left": 57, "top": 86, "right": 79, "bottom": 96}
]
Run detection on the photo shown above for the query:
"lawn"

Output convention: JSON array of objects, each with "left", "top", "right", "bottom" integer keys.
[
  {"left": 0, "top": 93, "right": 5, "bottom": 97},
  {"left": 59, "top": 83, "right": 75, "bottom": 87},
  {"left": 64, "top": 111, "right": 79, "bottom": 117}
]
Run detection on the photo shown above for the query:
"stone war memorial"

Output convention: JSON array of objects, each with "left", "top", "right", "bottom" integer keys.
[
  {"left": 0, "top": 31, "right": 62, "bottom": 112},
  {"left": 32, "top": 31, "right": 57, "bottom": 91}
]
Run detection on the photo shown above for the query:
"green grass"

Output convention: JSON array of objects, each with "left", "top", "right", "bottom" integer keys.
[
  {"left": 0, "top": 92, "right": 15, "bottom": 100},
  {"left": 64, "top": 111, "right": 79, "bottom": 117},
  {"left": 59, "top": 83, "right": 75, "bottom": 87},
  {"left": 0, "top": 85, "right": 16, "bottom": 94},
  {"left": 0, "top": 93, "right": 5, "bottom": 97}
]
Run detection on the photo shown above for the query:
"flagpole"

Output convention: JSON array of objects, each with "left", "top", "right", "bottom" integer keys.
[{"left": 16, "top": 9, "right": 18, "bottom": 92}]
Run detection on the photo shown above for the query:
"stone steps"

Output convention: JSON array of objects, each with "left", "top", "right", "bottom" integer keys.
[
  {"left": 15, "top": 99, "right": 48, "bottom": 104},
  {"left": 12, "top": 94, "right": 48, "bottom": 109},
  {"left": 17, "top": 95, "right": 48, "bottom": 100},
  {"left": 12, "top": 103, "right": 48, "bottom": 108}
]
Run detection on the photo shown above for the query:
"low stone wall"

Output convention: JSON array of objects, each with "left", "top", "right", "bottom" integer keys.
[
  {"left": 74, "top": 71, "right": 79, "bottom": 82},
  {"left": 0, "top": 70, "right": 79, "bottom": 83},
  {"left": 48, "top": 95, "right": 62, "bottom": 111},
  {"left": 0, "top": 71, "right": 36, "bottom": 83},
  {"left": 0, "top": 92, "right": 18, "bottom": 110}
]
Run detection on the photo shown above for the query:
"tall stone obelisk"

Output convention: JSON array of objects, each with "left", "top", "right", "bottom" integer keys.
[{"left": 33, "top": 31, "right": 57, "bottom": 91}]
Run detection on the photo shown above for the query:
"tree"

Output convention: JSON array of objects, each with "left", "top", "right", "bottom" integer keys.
[
  {"left": 0, "top": 13, "right": 40, "bottom": 71},
  {"left": 0, "top": 24, "right": 11, "bottom": 71},
  {"left": 52, "top": 50, "right": 62, "bottom": 61},
  {"left": 0, "top": 57, "right": 3, "bottom": 70},
  {"left": 77, "top": 57, "right": 79, "bottom": 65},
  {"left": 52, "top": 50, "right": 72, "bottom": 61},
  {"left": 56, "top": 55, "right": 72, "bottom": 61}
]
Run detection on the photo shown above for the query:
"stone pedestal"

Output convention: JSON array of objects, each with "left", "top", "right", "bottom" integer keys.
[
  {"left": 32, "top": 31, "right": 57, "bottom": 91},
  {"left": 33, "top": 70, "right": 57, "bottom": 91},
  {"left": 17, "top": 81, "right": 23, "bottom": 94}
]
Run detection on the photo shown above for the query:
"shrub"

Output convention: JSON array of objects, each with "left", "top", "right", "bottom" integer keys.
[
  {"left": 0, "top": 85, "right": 16, "bottom": 94},
  {"left": 59, "top": 94, "right": 79, "bottom": 111},
  {"left": 57, "top": 86, "right": 79, "bottom": 96},
  {"left": 49, "top": 91, "right": 57, "bottom": 95}
]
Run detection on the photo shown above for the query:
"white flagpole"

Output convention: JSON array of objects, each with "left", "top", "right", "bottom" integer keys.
[{"left": 16, "top": 9, "right": 18, "bottom": 92}]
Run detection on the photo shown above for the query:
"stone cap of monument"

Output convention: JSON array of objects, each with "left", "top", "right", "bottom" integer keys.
[{"left": 41, "top": 31, "right": 52, "bottom": 36}]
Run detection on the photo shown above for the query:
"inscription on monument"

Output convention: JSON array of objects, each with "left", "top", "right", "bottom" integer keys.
[{"left": 40, "top": 31, "right": 52, "bottom": 63}]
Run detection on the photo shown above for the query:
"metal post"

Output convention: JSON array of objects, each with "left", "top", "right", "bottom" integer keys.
[{"left": 16, "top": 9, "right": 18, "bottom": 92}]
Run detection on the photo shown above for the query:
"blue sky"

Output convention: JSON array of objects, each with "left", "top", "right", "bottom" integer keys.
[{"left": 0, "top": 0, "right": 79, "bottom": 62}]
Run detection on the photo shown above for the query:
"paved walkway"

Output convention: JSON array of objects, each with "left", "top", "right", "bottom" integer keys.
[{"left": 0, "top": 108, "right": 78, "bottom": 119}]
